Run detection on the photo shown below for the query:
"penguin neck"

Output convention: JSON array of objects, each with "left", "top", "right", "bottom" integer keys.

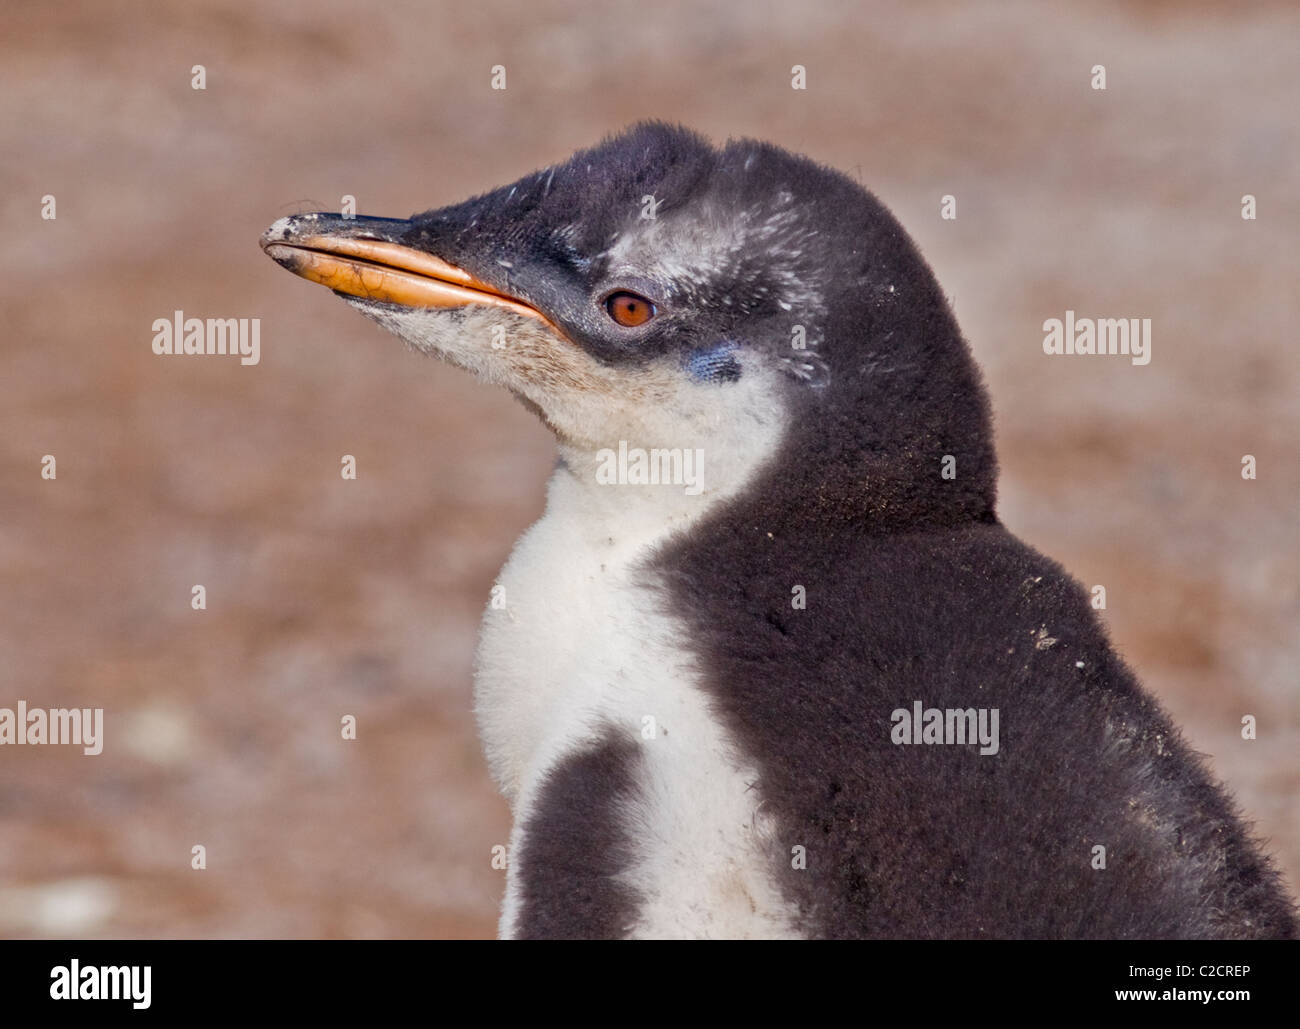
[
  {"left": 537, "top": 362, "right": 791, "bottom": 550},
  {"left": 548, "top": 424, "right": 781, "bottom": 555}
]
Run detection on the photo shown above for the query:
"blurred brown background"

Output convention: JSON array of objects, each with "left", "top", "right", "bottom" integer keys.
[{"left": 1, "top": 0, "right": 1296, "bottom": 938}]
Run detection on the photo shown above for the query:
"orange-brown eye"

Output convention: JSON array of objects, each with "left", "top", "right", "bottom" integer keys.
[{"left": 605, "top": 291, "right": 656, "bottom": 327}]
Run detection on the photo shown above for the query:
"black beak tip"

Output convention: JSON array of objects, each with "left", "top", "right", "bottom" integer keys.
[
  {"left": 260, "top": 212, "right": 414, "bottom": 254},
  {"left": 260, "top": 213, "right": 324, "bottom": 252}
]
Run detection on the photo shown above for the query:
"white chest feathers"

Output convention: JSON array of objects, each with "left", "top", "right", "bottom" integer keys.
[{"left": 472, "top": 465, "right": 801, "bottom": 939}]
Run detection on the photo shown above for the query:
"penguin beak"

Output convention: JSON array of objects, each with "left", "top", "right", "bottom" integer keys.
[{"left": 260, "top": 213, "right": 552, "bottom": 327}]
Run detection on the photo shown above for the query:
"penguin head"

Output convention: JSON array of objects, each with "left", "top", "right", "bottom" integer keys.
[{"left": 262, "top": 122, "right": 995, "bottom": 525}]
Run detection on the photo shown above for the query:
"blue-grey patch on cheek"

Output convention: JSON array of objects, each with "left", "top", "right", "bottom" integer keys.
[{"left": 685, "top": 340, "right": 742, "bottom": 384}]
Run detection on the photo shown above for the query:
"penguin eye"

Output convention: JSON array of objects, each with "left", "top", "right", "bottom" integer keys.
[{"left": 604, "top": 291, "right": 656, "bottom": 327}]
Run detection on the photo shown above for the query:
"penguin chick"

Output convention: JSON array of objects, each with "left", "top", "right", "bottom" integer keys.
[{"left": 262, "top": 122, "right": 1298, "bottom": 940}]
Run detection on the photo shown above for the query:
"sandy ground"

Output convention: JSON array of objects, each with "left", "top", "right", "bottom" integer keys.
[{"left": 1, "top": 0, "right": 1296, "bottom": 938}]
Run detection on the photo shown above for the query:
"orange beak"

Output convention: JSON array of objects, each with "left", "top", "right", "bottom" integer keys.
[{"left": 261, "top": 219, "right": 554, "bottom": 328}]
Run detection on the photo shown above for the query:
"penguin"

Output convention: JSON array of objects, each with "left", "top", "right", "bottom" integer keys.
[{"left": 261, "top": 122, "right": 1298, "bottom": 940}]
